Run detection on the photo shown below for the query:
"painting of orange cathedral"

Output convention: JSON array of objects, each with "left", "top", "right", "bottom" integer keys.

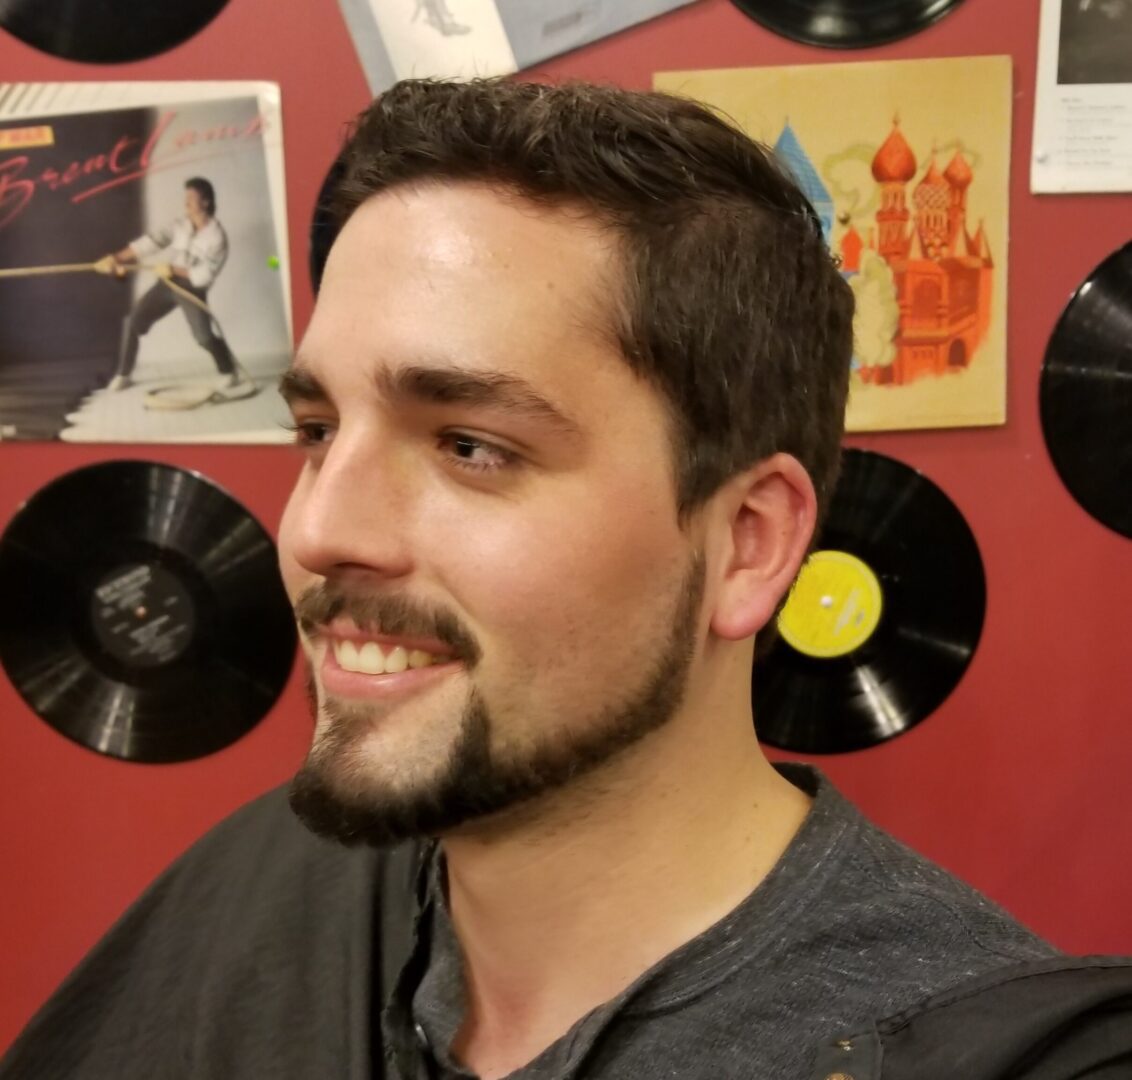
[{"left": 840, "top": 118, "right": 994, "bottom": 387}]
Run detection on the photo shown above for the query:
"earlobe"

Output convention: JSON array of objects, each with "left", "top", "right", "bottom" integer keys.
[{"left": 710, "top": 454, "right": 818, "bottom": 642}]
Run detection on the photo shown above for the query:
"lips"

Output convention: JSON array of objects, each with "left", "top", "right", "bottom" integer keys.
[{"left": 308, "top": 620, "right": 462, "bottom": 700}]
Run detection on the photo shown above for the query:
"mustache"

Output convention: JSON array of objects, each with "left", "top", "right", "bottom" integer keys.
[{"left": 293, "top": 584, "right": 482, "bottom": 664}]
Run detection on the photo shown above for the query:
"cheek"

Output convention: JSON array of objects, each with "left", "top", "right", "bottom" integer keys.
[{"left": 436, "top": 480, "right": 686, "bottom": 660}]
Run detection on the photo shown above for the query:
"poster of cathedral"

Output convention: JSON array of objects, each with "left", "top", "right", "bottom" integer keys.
[{"left": 655, "top": 56, "right": 1012, "bottom": 432}]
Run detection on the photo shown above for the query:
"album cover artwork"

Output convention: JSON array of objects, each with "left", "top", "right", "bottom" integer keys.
[
  {"left": 655, "top": 56, "right": 1012, "bottom": 432},
  {"left": 336, "top": 0, "right": 696, "bottom": 93},
  {"left": 0, "top": 82, "right": 292, "bottom": 443}
]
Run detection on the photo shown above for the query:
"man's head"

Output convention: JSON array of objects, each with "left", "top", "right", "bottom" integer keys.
[
  {"left": 184, "top": 177, "right": 216, "bottom": 218},
  {"left": 280, "top": 79, "right": 853, "bottom": 847},
  {"left": 328, "top": 80, "right": 852, "bottom": 518}
]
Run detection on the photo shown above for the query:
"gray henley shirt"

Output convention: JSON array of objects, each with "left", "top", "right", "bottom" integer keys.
[{"left": 410, "top": 764, "right": 1054, "bottom": 1079}]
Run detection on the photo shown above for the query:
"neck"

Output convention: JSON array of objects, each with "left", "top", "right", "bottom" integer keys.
[{"left": 441, "top": 679, "right": 811, "bottom": 1078}]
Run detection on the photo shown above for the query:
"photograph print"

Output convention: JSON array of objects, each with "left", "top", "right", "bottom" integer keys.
[{"left": 1058, "top": 0, "right": 1132, "bottom": 85}]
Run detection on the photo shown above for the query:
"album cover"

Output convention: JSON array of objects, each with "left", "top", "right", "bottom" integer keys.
[
  {"left": 337, "top": 0, "right": 696, "bottom": 93},
  {"left": 655, "top": 56, "right": 1012, "bottom": 432},
  {"left": 0, "top": 82, "right": 292, "bottom": 443}
]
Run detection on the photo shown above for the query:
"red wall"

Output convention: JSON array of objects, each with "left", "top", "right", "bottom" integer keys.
[{"left": 2, "top": 0, "right": 1130, "bottom": 1054}]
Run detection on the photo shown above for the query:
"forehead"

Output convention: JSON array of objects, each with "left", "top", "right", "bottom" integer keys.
[{"left": 300, "top": 182, "right": 624, "bottom": 392}]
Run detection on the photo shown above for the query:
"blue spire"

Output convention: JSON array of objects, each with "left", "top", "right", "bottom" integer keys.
[{"left": 773, "top": 122, "right": 834, "bottom": 246}]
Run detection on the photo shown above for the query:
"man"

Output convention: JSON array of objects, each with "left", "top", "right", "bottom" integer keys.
[
  {"left": 94, "top": 176, "right": 247, "bottom": 392},
  {"left": 3, "top": 80, "right": 1130, "bottom": 1079},
  {"left": 414, "top": 0, "right": 471, "bottom": 35}
]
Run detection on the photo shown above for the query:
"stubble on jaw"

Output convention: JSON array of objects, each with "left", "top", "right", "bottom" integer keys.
[{"left": 287, "top": 553, "right": 706, "bottom": 848}]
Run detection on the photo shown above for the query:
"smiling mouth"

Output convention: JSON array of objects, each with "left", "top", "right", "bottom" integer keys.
[{"left": 331, "top": 639, "right": 451, "bottom": 675}]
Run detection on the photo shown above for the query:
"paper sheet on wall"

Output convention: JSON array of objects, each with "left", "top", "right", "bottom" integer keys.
[{"left": 1032, "top": 0, "right": 1132, "bottom": 193}]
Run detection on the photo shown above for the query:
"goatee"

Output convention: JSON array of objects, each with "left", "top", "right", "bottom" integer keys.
[{"left": 289, "top": 555, "right": 704, "bottom": 847}]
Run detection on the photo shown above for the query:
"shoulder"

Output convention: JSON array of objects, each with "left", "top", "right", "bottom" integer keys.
[
  {"left": 130, "top": 783, "right": 418, "bottom": 943},
  {"left": 139, "top": 783, "right": 354, "bottom": 893},
  {"left": 781, "top": 765, "right": 1054, "bottom": 996},
  {"left": 814, "top": 956, "right": 1132, "bottom": 1080},
  {"left": 0, "top": 786, "right": 422, "bottom": 1078},
  {"left": 199, "top": 217, "right": 227, "bottom": 243}
]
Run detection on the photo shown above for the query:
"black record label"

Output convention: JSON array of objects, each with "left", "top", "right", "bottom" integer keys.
[
  {"left": 91, "top": 562, "right": 195, "bottom": 668},
  {"left": 754, "top": 448, "right": 986, "bottom": 754},
  {"left": 0, "top": 0, "right": 229, "bottom": 64},
  {"left": 729, "top": 0, "right": 965, "bottom": 48},
  {"left": 0, "top": 461, "right": 296, "bottom": 763},
  {"left": 1039, "top": 243, "right": 1132, "bottom": 541}
]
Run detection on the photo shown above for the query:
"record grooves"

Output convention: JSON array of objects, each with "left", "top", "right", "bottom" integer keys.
[
  {"left": 0, "top": 0, "right": 229, "bottom": 64},
  {"left": 754, "top": 448, "right": 985, "bottom": 754},
  {"left": 729, "top": 0, "right": 965, "bottom": 48},
  {"left": 0, "top": 462, "right": 296, "bottom": 763},
  {"left": 1039, "top": 242, "right": 1132, "bottom": 541}
]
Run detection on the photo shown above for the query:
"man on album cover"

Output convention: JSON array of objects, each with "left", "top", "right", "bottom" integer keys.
[
  {"left": 2, "top": 80, "right": 1130, "bottom": 1080},
  {"left": 93, "top": 176, "right": 249, "bottom": 394}
]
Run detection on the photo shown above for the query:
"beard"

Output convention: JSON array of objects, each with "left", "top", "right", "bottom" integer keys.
[{"left": 288, "top": 553, "right": 705, "bottom": 847}]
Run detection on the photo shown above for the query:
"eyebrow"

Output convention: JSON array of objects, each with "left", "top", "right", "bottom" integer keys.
[
  {"left": 378, "top": 365, "right": 582, "bottom": 438},
  {"left": 279, "top": 360, "right": 583, "bottom": 440},
  {"left": 278, "top": 365, "right": 329, "bottom": 404}
]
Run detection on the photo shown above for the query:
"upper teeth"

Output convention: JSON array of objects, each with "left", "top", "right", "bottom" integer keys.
[{"left": 333, "top": 640, "right": 441, "bottom": 675}]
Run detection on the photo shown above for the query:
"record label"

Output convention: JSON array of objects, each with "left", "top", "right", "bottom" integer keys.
[
  {"left": 0, "top": 461, "right": 296, "bottom": 763},
  {"left": 754, "top": 448, "right": 985, "bottom": 755},
  {"left": 91, "top": 562, "right": 196, "bottom": 669},
  {"left": 778, "top": 549, "right": 883, "bottom": 659}
]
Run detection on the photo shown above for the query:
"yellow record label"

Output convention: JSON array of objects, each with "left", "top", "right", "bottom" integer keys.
[{"left": 777, "top": 550, "right": 883, "bottom": 659}]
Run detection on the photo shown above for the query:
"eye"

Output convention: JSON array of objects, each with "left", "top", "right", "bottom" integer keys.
[
  {"left": 283, "top": 419, "right": 335, "bottom": 450},
  {"left": 438, "top": 432, "right": 517, "bottom": 473}
]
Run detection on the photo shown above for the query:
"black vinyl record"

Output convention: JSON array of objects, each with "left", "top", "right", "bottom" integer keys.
[
  {"left": 1039, "top": 242, "right": 1132, "bottom": 541},
  {"left": 0, "top": 0, "right": 228, "bottom": 63},
  {"left": 754, "top": 448, "right": 985, "bottom": 754},
  {"left": 309, "top": 153, "right": 347, "bottom": 296},
  {"left": 729, "top": 0, "right": 965, "bottom": 48},
  {"left": 0, "top": 462, "right": 296, "bottom": 763}
]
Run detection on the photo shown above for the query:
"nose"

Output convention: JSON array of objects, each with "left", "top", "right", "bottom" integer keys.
[{"left": 280, "top": 430, "right": 415, "bottom": 583}]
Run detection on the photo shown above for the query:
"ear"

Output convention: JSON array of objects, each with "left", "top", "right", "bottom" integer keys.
[{"left": 709, "top": 453, "right": 818, "bottom": 642}]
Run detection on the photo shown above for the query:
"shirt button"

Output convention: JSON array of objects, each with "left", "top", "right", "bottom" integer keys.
[{"left": 413, "top": 1022, "right": 430, "bottom": 1049}]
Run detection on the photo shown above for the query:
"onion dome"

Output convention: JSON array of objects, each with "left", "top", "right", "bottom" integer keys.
[
  {"left": 944, "top": 150, "right": 973, "bottom": 189},
  {"left": 871, "top": 117, "right": 917, "bottom": 183},
  {"left": 918, "top": 152, "right": 945, "bottom": 190}
]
